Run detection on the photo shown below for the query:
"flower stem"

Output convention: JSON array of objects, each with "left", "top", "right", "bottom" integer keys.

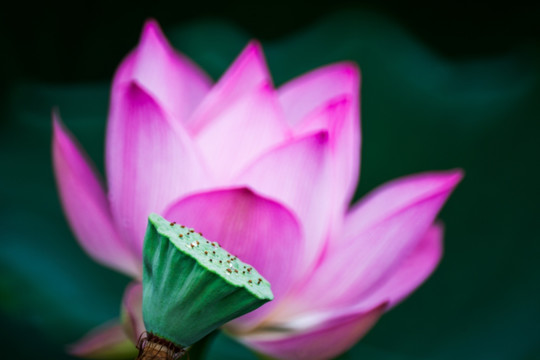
[{"left": 186, "top": 330, "right": 218, "bottom": 360}]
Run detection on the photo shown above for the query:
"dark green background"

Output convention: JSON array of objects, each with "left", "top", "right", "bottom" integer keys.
[{"left": 1, "top": 2, "right": 539, "bottom": 359}]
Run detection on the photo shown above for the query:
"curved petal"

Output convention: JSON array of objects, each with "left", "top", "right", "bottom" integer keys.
[
  {"left": 285, "top": 170, "right": 462, "bottom": 312},
  {"left": 68, "top": 320, "right": 137, "bottom": 359},
  {"left": 195, "top": 83, "right": 290, "bottom": 181},
  {"left": 106, "top": 82, "right": 211, "bottom": 259},
  {"left": 278, "top": 63, "right": 360, "bottom": 207},
  {"left": 345, "top": 170, "right": 463, "bottom": 234},
  {"left": 52, "top": 113, "right": 139, "bottom": 277},
  {"left": 113, "top": 19, "right": 211, "bottom": 124},
  {"left": 121, "top": 282, "right": 145, "bottom": 343},
  {"left": 278, "top": 62, "right": 359, "bottom": 129},
  {"left": 235, "top": 132, "right": 333, "bottom": 274},
  {"left": 294, "top": 97, "right": 357, "bottom": 216},
  {"left": 164, "top": 187, "right": 303, "bottom": 330},
  {"left": 239, "top": 303, "right": 385, "bottom": 360},
  {"left": 254, "top": 224, "right": 441, "bottom": 358},
  {"left": 187, "top": 41, "right": 272, "bottom": 133},
  {"left": 357, "top": 223, "right": 444, "bottom": 309},
  {"left": 279, "top": 62, "right": 361, "bottom": 212}
]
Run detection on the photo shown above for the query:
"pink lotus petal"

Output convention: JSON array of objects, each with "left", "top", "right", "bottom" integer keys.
[
  {"left": 285, "top": 170, "right": 462, "bottom": 312},
  {"left": 106, "top": 82, "right": 211, "bottom": 258},
  {"left": 357, "top": 223, "right": 444, "bottom": 309},
  {"left": 278, "top": 62, "right": 359, "bottom": 132},
  {"left": 164, "top": 187, "right": 303, "bottom": 330},
  {"left": 113, "top": 19, "right": 211, "bottom": 124},
  {"left": 258, "top": 224, "right": 442, "bottom": 357},
  {"left": 68, "top": 320, "right": 136, "bottom": 359},
  {"left": 121, "top": 282, "right": 145, "bottom": 343},
  {"left": 235, "top": 132, "right": 333, "bottom": 273},
  {"left": 294, "top": 96, "right": 358, "bottom": 217},
  {"left": 195, "top": 83, "right": 290, "bottom": 181},
  {"left": 52, "top": 113, "right": 139, "bottom": 277},
  {"left": 187, "top": 41, "right": 272, "bottom": 133},
  {"left": 279, "top": 63, "right": 361, "bottom": 213},
  {"left": 239, "top": 303, "right": 386, "bottom": 360}
]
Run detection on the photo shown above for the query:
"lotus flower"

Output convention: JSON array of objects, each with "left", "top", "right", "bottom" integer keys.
[{"left": 53, "top": 20, "right": 462, "bottom": 360}]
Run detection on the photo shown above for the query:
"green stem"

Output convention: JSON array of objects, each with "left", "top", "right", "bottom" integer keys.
[{"left": 186, "top": 330, "right": 219, "bottom": 360}]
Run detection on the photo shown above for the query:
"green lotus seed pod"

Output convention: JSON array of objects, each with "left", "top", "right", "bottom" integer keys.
[{"left": 141, "top": 213, "right": 273, "bottom": 350}]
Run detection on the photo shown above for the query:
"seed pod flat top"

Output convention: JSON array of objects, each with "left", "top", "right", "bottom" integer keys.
[{"left": 142, "top": 213, "right": 273, "bottom": 348}]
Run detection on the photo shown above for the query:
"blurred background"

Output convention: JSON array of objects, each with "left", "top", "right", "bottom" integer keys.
[{"left": 1, "top": 1, "right": 539, "bottom": 359}]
